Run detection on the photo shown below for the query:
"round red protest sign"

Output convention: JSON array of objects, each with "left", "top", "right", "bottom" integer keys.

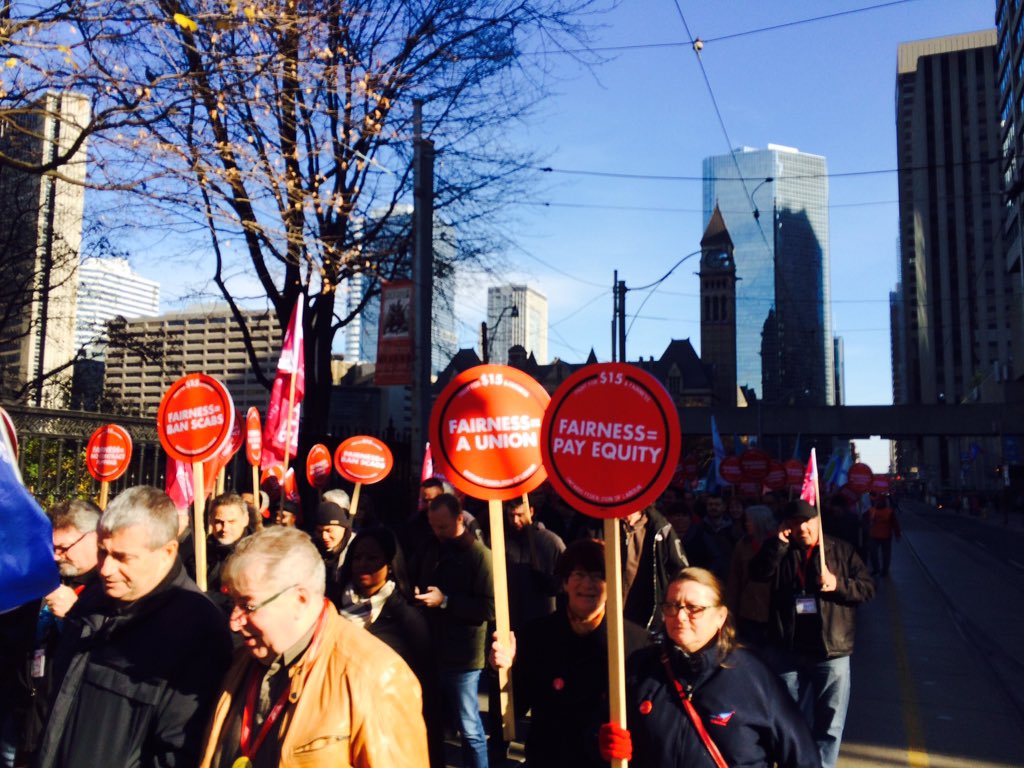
[
  {"left": 847, "top": 463, "right": 874, "bottom": 493},
  {"left": 245, "top": 407, "right": 262, "bottom": 466},
  {"left": 738, "top": 480, "right": 761, "bottom": 499},
  {"left": 0, "top": 406, "right": 18, "bottom": 459},
  {"left": 784, "top": 459, "right": 805, "bottom": 487},
  {"left": 334, "top": 436, "right": 394, "bottom": 485},
  {"left": 683, "top": 453, "right": 699, "bottom": 479},
  {"left": 764, "top": 461, "right": 788, "bottom": 491},
  {"left": 719, "top": 455, "right": 743, "bottom": 485},
  {"left": 740, "top": 448, "right": 771, "bottom": 481},
  {"left": 870, "top": 474, "right": 891, "bottom": 494},
  {"left": 540, "top": 363, "right": 680, "bottom": 519},
  {"left": 85, "top": 424, "right": 133, "bottom": 482},
  {"left": 306, "top": 443, "right": 333, "bottom": 489},
  {"left": 157, "top": 374, "right": 235, "bottom": 463},
  {"left": 430, "top": 365, "right": 549, "bottom": 501}
]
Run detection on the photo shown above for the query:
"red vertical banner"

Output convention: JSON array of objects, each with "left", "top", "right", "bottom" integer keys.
[{"left": 374, "top": 279, "right": 414, "bottom": 386}]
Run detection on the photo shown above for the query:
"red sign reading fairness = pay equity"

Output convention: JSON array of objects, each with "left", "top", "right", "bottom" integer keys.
[{"left": 541, "top": 363, "right": 681, "bottom": 519}]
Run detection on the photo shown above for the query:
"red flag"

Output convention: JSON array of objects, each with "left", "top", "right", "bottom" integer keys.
[
  {"left": 202, "top": 411, "right": 243, "bottom": 499},
  {"left": 262, "top": 301, "right": 305, "bottom": 468},
  {"left": 421, "top": 441, "right": 433, "bottom": 483},
  {"left": 166, "top": 455, "right": 194, "bottom": 510},
  {"left": 800, "top": 448, "right": 818, "bottom": 507}
]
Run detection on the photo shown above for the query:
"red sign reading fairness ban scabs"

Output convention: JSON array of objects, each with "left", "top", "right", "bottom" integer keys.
[
  {"left": 541, "top": 363, "right": 681, "bottom": 519},
  {"left": 157, "top": 374, "right": 235, "bottom": 464},
  {"left": 333, "top": 436, "right": 394, "bottom": 484}
]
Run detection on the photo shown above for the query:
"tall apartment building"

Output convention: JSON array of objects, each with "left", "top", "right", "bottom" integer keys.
[
  {"left": 103, "top": 307, "right": 280, "bottom": 417},
  {"left": 485, "top": 284, "right": 548, "bottom": 365},
  {"left": 75, "top": 257, "right": 161, "bottom": 357},
  {"left": 997, "top": 1, "right": 1024, "bottom": 379},
  {"left": 895, "top": 31, "right": 1011, "bottom": 486},
  {"left": 343, "top": 205, "right": 458, "bottom": 374},
  {"left": 0, "top": 91, "right": 89, "bottom": 406},
  {"left": 702, "top": 145, "right": 834, "bottom": 406}
]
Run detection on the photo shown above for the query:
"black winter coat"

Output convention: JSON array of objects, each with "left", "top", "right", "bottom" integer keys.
[
  {"left": 513, "top": 609, "right": 650, "bottom": 768},
  {"left": 34, "top": 560, "right": 232, "bottom": 768},
  {"left": 626, "top": 641, "right": 821, "bottom": 768},
  {"left": 750, "top": 535, "right": 874, "bottom": 659},
  {"left": 622, "top": 508, "right": 689, "bottom": 632}
]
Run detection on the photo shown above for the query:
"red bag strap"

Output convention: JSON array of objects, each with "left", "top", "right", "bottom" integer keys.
[{"left": 659, "top": 647, "right": 729, "bottom": 768}]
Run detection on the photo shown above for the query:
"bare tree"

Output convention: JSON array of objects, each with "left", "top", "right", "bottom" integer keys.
[{"left": 69, "top": 0, "right": 605, "bottom": 426}]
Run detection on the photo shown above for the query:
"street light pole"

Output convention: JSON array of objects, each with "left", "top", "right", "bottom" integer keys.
[{"left": 481, "top": 305, "right": 519, "bottom": 364}]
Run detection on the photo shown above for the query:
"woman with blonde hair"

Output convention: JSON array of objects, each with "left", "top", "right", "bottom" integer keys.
[{"left": 599, "top": 567, "right": 820, "bottom": 768}]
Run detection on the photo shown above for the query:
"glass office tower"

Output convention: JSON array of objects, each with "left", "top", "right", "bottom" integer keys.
[{"left": 702, "top": 145, "right": 834, "bottom": 405}]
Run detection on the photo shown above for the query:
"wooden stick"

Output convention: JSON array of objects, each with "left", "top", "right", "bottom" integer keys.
[
  {"left": 813, "top": 451, "right": 826, "bottom": 573},
  {"left": 192, "top": 461, "right": 207, "bottom": 592},
  {"left": 216, "top": 466, "right": 225, "bottom": 495},
  {"left": 252, "top": 465, "right": 259, "bottom": 508},
  {"left": 487, "top": 498, "right": 516, "bottom": 741},
  {"left": 98, "top": 480, "right": 109, "bottom": 511},
  {"left": 603, "top": 517, "right": 628, "bottom": 768},
  {"left": 350, "top": 483, "right": 362, "bottom": 519}
]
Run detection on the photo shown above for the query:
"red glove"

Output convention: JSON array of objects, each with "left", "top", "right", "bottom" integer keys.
[{"left": 598, "top": 721, "right": 633, "bottom": 761}]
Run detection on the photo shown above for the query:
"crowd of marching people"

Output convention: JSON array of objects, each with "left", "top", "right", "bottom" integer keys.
[{"left": 0, "top": 474, "right": 895, "bottom": 768}]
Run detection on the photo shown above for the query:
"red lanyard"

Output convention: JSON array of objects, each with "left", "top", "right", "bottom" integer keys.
[
  {"left": 795, "top": 544, "right": 816, "bottom": 592},
  {"left": 238, "top": 600, "right": 329, "bottom": 760}
]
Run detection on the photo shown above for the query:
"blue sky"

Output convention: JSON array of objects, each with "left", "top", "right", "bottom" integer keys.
[{"left": 134, "top": 0, "right": 996, "bottom": 472}]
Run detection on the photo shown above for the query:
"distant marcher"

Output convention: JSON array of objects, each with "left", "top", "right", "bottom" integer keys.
[
  {"left": 207, "top": 493, "right": 254, "bottom": 593},
  {"left": 751, "top": 500, "right": 874, "bottom": 768},
  {"left": 313, "top": 490, "right": 356, "bottom": 600},
  {"left": 35, "top": 486, "right": 232, "bottom": 768},
  {"left": 199, "top": 526, "right": 429, "bottom": 767},
  {"left": 503, "top": 496, "right": 565, "bottom": 631},
  {"left": 599, "top": 568, "right": 820, "bottom": 767},
  {"left": 866, "top": 494, "right": 901, "bottom": 577},
  {"left": 725, "top": 503, "right": 776, "bottom": 647}
]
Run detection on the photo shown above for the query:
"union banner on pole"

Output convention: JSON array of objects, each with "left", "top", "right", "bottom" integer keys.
[{"left": 374, "top": 279, "right": 414, "bottom": 386}]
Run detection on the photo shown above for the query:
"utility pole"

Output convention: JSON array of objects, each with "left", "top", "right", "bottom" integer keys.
[{"left": 411, "top": 100, "right": 434, "bottom": 467}]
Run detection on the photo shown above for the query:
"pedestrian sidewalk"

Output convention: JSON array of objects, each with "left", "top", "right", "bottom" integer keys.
[{"left": 840, "top": 501, "right": 1024, "bottom": 767}]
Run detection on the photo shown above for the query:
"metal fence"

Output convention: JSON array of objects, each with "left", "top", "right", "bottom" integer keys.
[{"left": 4, "top": 405, "right": 418, "bottom": 523}]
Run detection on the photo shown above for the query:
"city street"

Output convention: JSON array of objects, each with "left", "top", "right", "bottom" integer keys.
[{"left": 841, "top": 500, "right": 1024, "bottom": 767}]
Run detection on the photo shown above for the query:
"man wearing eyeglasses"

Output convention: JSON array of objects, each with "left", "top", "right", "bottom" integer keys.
[
  {"left": 0, "top": 500, "right": 102, "bottom": 766},
  {"left": 199, "top": 526, "right": 428, "bottom": 768},
  {"left": 34, "top": 486, "right": 232, "bottom": 768}
]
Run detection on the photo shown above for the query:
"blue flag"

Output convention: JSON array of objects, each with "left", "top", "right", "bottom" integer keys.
[
  {"left": 0, "top": 425, "right": 59, "bottom": 613},
  {"left": 710, "top": 415, "right": 726, "bottom": 490}
]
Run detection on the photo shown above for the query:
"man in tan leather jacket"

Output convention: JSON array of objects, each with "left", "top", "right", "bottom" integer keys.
[{"left": 198, "top": 527, "right": 428, "bottom": 768}]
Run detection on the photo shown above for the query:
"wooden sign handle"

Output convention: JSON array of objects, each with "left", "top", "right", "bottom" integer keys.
[
  {"left": 350, "top": 483, "right": 362, "bottom": 519},
  {"left": 192, "top": 461, "right": 207, "bottom": 592},
  {"left": 488, "top": 498, "right": 516, "bottom": 741},
  {"left": 252, "top": 465, "right": 259, "bottom": 510},
  {"left": 603, "top": 516, "right": 628, "bottom": 768},
  {"left": 97, "top": 480, "right": 109, "bottom": 511},
  {"left": 216, "top": 466, "right": 226, "bottom": 495}
]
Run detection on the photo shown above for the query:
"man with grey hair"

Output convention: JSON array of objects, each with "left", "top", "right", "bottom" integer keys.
[
  {"left": 34, "top": 486, "right": 232, "bottom": 768},
  {"left": 199, "top": 526, "right": 429, "bottom": 768}
]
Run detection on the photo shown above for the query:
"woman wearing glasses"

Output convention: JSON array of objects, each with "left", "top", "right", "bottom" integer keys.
[
  {"left": 489, "top": 539, "right": 650, "bottom": 768},
  {"left": 600, "top": 567, "right": 820, "bottom": 768}
]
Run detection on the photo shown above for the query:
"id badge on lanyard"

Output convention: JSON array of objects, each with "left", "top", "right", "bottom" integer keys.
[{"left": 795, "top": 595, "right": 818, "bottom": 615}]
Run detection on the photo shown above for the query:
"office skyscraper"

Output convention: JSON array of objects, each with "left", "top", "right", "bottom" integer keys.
[
  {"left": 895, "top": 31, "right": 1010, "bottom": 485},
  {"left": 343, "top": 205, "right": 458, "bottom": 375},
  {"left": 485, "top": 284, "right": 548, "bottom": 365},
  {"left": 0, "top": 91, "right": 89, "bottom": 405},
  {"left": 75, "top": 257, "right": 161, "bottom": 357},
  {"left": 702, "top": 145, "right": 834, "bottom": 405}
]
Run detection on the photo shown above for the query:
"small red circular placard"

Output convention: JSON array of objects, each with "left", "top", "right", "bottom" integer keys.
[
  {"left": 540, "top": 363, "right": 680, "bottom": 519},
  {"left": 157, "top": 374, "right": 235, "bottom": 463},
  {"left": 719, "top": 455, "right": 743, "bottom": 485},
  {"left": 306, "top": 443, "right": 333, "bottom": 489},
  {"left": 740, "top": 448, "right": 771, "bottom": 481},
  {"left": 245, "top": 407, "right": 262, "bottom": 466},
  {"left": 429, "top": 365, "right": 549, "bottom": 501},
  {"left": 86, "top": 424, "right": 133, "bottom": 482},
  {"left": 333, "top": 436, "right": 394, "bottom": 485},
  {"left": 847, "top": 463, "right": 874, "bottom": 494}
]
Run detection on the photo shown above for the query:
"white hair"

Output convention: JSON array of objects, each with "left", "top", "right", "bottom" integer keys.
[
  {"left": 222, "top": 527, "right": 325, "bottom": 598},
  {"left": 322, "top": 488, "right": 351, "bottom": 510},
  {"left": 99, "top": 486, "right": 178, "bottom": 549}
]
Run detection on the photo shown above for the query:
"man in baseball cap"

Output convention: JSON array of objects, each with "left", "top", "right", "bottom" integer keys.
[{"left": 315, "top": 489, "right": 355, "bottom": 600}]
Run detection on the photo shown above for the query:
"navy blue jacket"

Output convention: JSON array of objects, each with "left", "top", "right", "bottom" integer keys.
[{"left": 626, "top": 640, "right": 820, "bottom": 768}]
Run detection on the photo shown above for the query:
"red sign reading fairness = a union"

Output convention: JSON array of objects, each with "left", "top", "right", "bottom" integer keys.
[{"left": 541, "top": 363, "right": 681, "bottom": 519}]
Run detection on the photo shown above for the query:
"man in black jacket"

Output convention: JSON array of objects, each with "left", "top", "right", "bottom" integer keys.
[
  {"left": 34, "top": 486, "right": 232, "bottom": 768},
  {"left": 411, "top": 492, "right": 494, "bottom": 768},
  {"left": 751, "top": 499, "right": 874, "bottom": 768},
  {"left": 621, "top": 504, "right": 688, "bottom": 632}
]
